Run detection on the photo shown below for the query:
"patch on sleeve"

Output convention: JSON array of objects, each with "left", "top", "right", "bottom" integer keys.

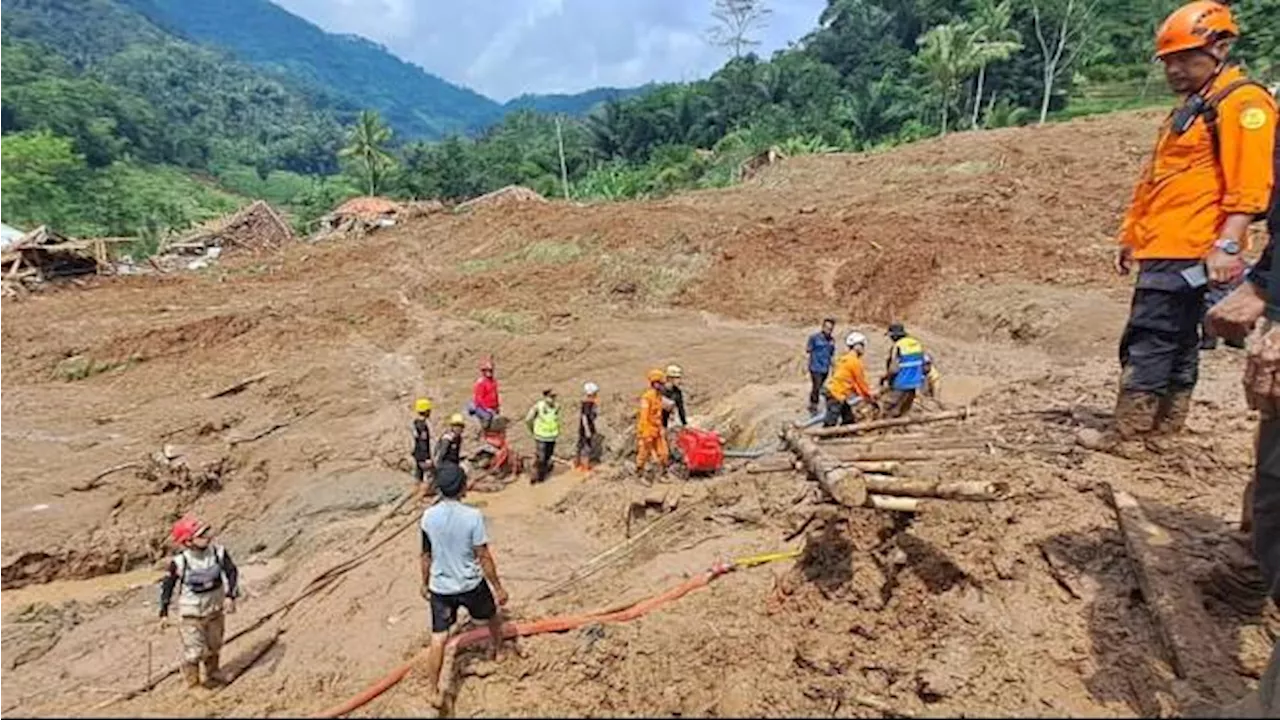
[{"left": 1240, "top": 106, "right": 1269, "bottom": 131}]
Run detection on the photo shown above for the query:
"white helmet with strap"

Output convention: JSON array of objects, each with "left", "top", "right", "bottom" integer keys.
[{"left": 846, "top": 332, "right": 868, "bottom": 348}]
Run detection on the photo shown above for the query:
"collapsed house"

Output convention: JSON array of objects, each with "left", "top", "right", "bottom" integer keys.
[
  {"left": 145, "top": 200, "right": 294, "bottom": 272},
  {"left": 1, "top": 226, "right": 114, "bottom": 296}
]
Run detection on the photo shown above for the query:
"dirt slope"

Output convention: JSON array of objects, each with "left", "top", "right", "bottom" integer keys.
[{"left": 3, "top": 109, "right": 1272, "bottom": 718}]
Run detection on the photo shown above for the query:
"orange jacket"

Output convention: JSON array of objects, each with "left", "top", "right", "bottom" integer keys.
[
  {"left": 825, "top": 352, "right": 874, "bottom": 403},
  {"left": 1119, "top": 66, "right": 1277, "bottom": 260},
  {"left": 637, "top": 388, "right": 665, "bottom": 439}
]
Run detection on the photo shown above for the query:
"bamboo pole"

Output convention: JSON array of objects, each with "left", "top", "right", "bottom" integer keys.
[{"left": 806, "top": 409, "right": 970, "bottom": 439}]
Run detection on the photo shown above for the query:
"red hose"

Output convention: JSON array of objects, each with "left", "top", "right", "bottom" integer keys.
[{"left": 317, "top": 563, "right": 733, "bottom": 717}]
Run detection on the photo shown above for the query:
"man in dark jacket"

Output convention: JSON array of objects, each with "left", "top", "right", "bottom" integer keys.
[
  {"left": 661, "top": 364, "right": 687, "bottom": 429},
  {"left": 805, "top": 318, "right": 837, "bottom": 415},
  {"left": 576, "top": 382, "right": 601, "bottom": 471}
]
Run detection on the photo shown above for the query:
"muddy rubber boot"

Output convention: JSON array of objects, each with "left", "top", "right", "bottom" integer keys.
[
  {"left": 1148, "top": 388, "right": 1194, "bottom": 453},
  {"left": 202, "top": 653, "right": 225, "bottom": 688},
  {"left": 1076, "top": 390, "right": 1158, "bottom": 456},
  {"left": 181, "top": 662, "right": 201, "bottom": 689}
]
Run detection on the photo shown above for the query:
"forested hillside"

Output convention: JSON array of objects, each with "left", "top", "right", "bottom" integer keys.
[
  {"left": 119, "top": 0, "right": 504, "bottom": 138},
  {"left": 2, "top": 0, "right": 1276, "bottom": 244},
  {"left": 1, "top": 0, "right": 354, "bottom": 238}
]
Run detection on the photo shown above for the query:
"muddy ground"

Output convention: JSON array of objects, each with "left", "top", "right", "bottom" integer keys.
[{"left": 1, "top": 110, "right": 1274, "bottom": 717}]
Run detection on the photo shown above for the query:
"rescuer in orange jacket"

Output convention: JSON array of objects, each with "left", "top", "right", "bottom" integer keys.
[
  {"left": 1085, "top": 1, "right": 1277, "bottom": 454},
  {"left": 823, "top": 332, "right": 875, "bottom": 427},
  {"left": 636, "top": 369, "right": 670, "bottom": 477}
]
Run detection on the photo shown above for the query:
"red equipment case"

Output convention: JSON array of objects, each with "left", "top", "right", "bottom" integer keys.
[{"left": 675, "top": 427, "right": 724, "bottom": 475}]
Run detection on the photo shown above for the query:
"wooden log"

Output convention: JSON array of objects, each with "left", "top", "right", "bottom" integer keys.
[
  {"left": 821, "top": 437, "right": 990, "bottom": 451},
  {"left": 848, "top": 461, "right": 900, "bottom": 474},
  {"left": 1104, "top": 484, "right": 1245, "bottom": 703},
  {"left": 205, "top": 371, "right": 272, "bottom": 400},
  {"left": 864, "top": 495, "right": 920, "bottom": 512},
  {"left": 826, "top": 448, "right": 978, "bottom": 463},
  {"left": 781, "top": 426, "right": 867, "bottom": 508},
  {"left": 806, "top": 409, "right": 970, "bottom": 439},
  {"left": 863, "top": 475, "right": 1008, "bottom": 501},
  {"left": 745, "top": 458, "right": 799, "bottom": 475}
]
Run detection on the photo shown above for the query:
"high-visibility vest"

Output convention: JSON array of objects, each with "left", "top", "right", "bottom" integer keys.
[
  {"left": 532, "top": 400, "right": 560, "bottom": 440},
  {"left": 892, "top": 337, "right": 926, "bottom": 391}
]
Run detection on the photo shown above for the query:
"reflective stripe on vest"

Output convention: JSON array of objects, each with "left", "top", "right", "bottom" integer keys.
[
  {"left": 892, "top": 337, "right": 926, "bottom": 391},
  {"left": 533, "top": 401, "right": 560, "bottom": 439}
]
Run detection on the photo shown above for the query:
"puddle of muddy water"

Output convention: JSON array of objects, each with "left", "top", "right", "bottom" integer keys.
[{"left": 0, "top": 567, "right": 161, "bottom": 610}]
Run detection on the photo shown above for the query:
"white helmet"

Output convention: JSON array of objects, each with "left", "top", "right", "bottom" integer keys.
[
  {"left": 846, "top": 332, "right": 868, "bottom": 349},
  {"left": 583, "top": 381, "right": 600, "bottom": 395}
]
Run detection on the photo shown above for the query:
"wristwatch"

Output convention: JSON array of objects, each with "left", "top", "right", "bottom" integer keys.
[{"left": 1214, "top": 238, "right": 1242, "bottom": 256}]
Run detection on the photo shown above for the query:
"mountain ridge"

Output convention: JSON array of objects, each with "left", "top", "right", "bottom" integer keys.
[{"left": 118, "top": 0, "right": 647, "bottom": 138}]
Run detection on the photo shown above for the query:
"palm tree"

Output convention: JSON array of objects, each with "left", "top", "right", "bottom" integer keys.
[
  {"left": 969, "top": 0, "right": 1023, "bottom": 128},
  {"left": 339, "top": 109, "right": 395, "bottom": 196},
  {"left": 915, "top": 24, "right": 976, "bottom": 135}
]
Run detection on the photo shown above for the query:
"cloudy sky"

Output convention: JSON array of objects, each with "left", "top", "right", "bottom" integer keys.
[{"left": 272, "top": 0, "right": 827, "bottom": 101}]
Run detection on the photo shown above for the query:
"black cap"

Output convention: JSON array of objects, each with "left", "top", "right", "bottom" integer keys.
[
  {"left": 436, "top": 463, "right": 467, "bottom": 498},
  {"left": 887, "top": 322, "right": 906, "bottom": 339}
]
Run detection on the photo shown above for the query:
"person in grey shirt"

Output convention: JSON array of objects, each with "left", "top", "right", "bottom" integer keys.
[{"left": 419, "top": 463, "right": 508, "bottom": 708}]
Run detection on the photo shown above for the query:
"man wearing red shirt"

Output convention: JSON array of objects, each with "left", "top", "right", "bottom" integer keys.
[{"left": 469, "top": 357, "right": 501, "bottom": 430}]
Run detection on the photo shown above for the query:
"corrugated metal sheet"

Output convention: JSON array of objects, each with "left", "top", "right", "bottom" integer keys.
[{"left": 0, "top": 222, "right": 26, "bottom": 249}]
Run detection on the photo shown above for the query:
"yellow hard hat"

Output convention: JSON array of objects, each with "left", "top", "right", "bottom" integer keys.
[
  {"left": 414, "top": 398, "right": 432, "bottom": 413},
  {"left": 665, "top": 364, "right": 683, "bottom": 379},
  {"left": 449, "top": 413, "right": 465, "bottom": 426},
  {"left": 647, "top": 369, "right": 666, "bottom": 383}
]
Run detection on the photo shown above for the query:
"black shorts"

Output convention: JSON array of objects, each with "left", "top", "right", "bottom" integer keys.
[{"left": 429, "top": 582, "right": 496, "bottom": 633}]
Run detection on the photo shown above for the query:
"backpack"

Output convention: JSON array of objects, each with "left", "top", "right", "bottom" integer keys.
[{"left": 1197, "top": 77, "right": 1279, "bottom": 228}]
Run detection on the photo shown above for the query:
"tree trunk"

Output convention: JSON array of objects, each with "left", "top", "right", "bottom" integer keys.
[
  {"left": 940, "top": 92, "right": 949, "bottom": 136},
  {"left": 1039, "top": 66, "right": 1055, "bottom": 125},
  {"left": 781, "top": 426, "right": 867, "bottom": 508},
  {"left": 806, "top": 409, "right": 970, "bottom": 439},
  {"left": 863, "top": 475, "right": 1009, "bottom": 501},
  {"left": 972, "top": 63, "right": 987, "bottom": 129}
]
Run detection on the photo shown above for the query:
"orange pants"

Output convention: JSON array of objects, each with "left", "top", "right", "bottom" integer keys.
[{"left": 636, "top": 434, "right": 669, "bottom": 471}]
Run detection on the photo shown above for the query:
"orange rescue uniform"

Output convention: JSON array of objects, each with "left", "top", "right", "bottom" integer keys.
[
  {"left": 1119, "top": 66, "right": 1277, "bottom": 260},
  {"left": 824, "top": 351, "right": 874, "bottom": 404},
  {"left": 636, "top": 387, "right": 669, "bottom": 471}
]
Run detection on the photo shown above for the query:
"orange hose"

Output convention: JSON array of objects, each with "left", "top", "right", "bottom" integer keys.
[{"left": 317, "top": 563, "right": 733, "bottom": 717}]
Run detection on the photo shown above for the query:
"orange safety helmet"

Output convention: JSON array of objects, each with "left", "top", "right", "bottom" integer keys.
[
  {"left": 1154, "top": 1, "right": 1238, "bottom": 59},
  {"left": 646, "top": 369, "right": 666, "bottom": 384}
]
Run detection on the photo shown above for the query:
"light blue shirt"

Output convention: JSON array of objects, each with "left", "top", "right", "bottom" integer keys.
[{"left": 421, "top": 500, "right": 488, "bottom": 595}]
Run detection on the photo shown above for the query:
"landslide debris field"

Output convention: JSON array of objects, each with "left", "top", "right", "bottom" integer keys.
[{"left": 2, "top": 110, "right": 1272, "bottom": 717}]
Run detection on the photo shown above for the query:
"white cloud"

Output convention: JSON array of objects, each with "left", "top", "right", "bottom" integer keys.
[{"left": 272, "top": 0, "right": 826, "bottom": 101}]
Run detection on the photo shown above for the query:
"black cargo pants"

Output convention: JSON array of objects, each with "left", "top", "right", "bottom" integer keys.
[
  {"left": 1249, "top": 419, "right": 1280, "bottom": 716},
  {"left": 1118, "top": 260, "right": 1207, "bottom": 395}
]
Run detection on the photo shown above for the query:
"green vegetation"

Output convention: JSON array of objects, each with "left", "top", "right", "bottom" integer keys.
[{"left": 2, "top": 0, "right": 1276, "bottom": 245}]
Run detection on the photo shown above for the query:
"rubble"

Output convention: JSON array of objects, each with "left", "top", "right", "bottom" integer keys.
[
  {"left": 1, "top": 226, "right": 113, "bottom": 296},
  {"left": 455, "top": 185, "right": 546, "bottom": 212},
  {"left": 311, "top": 196, "right": 444, "bottom": 242}
]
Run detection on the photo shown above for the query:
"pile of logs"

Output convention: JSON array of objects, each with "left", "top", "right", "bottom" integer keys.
[{"left": 778, "top": 409, "right": 1012, "bottom": 513}]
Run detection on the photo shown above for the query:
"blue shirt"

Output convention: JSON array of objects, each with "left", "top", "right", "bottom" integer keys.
[
  {"left": 421, "top": 500, "right": 488, "bottom": 595},
  {"left": 807, "top": 332, "right": 836, "bottom": 374}
]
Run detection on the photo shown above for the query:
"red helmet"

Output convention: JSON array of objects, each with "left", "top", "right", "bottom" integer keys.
[
  {"left": 479, "top": 357, "right": 495, "bottom": 372},
  {"left": 170, "top": 515, "right": 208, "bottom": 545}
]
